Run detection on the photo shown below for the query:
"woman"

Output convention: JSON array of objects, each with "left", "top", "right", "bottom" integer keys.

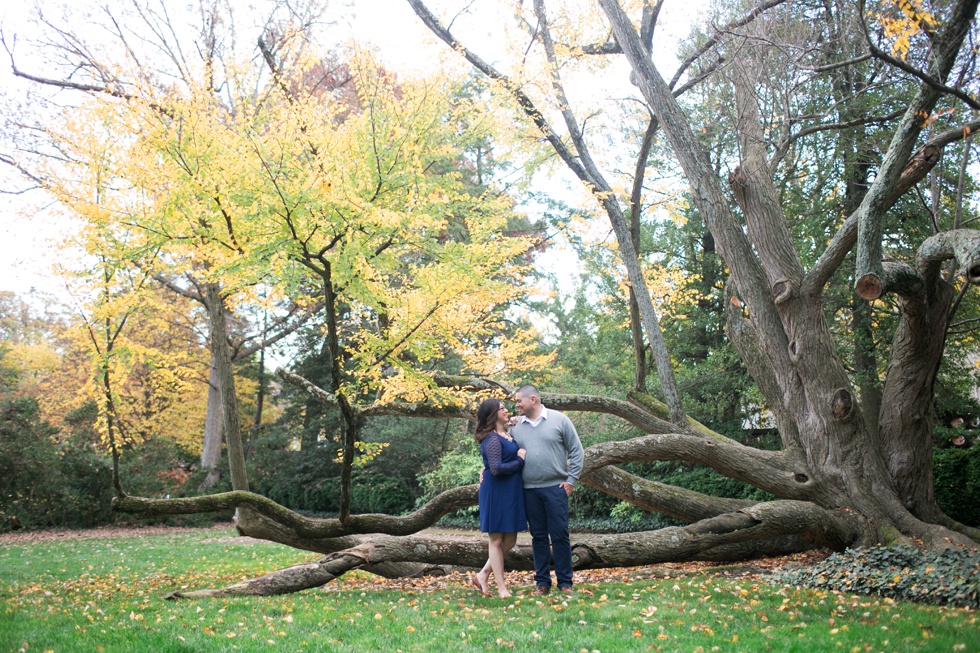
[{"left": 471, "top": 397, "right": 526, "bottom": 599}]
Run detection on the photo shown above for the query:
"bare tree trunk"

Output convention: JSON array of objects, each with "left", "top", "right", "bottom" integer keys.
[
  {"left": 317, "top": 263, "right": 357, "bottom": 523},
  {"left": 879, "top": 239, "right": 959, "bottom": 520},
  {"left": 199, "top": 356, "right": 223, "bottom": 490},
  {"left": 250, "top": 340, "right": 266, "bottom": 458},
  {"left": 205, "top": 283, "right": 248, "bottom": 493}
]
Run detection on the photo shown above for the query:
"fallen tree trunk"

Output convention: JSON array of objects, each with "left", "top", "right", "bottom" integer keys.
[{"left": 164, "top": 500, "right": 869, "bottom": 599}]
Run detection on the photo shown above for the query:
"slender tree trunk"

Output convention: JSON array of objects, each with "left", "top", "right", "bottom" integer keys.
[
  {"left": 199, "top": 356, "right": 223, "bottom": 490},
  {"left": 205, "top": 283, "right": 248, "bottom": 492},
  {"left": 319, "top": 263, "right": 356, "bottom": 523},
  {"left": 252, "top": 342, "right": 265, "bottom": 433},
  {"left": 628, "top": 125, "right": 650, "bottom": 392},
  {"left": 102, "top": 363, "right": 124, "bottom": 497}
]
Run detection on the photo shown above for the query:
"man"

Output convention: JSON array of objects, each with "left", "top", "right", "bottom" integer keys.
[{"left": 510, "top": 385, "right": 584, "bottom": 595}]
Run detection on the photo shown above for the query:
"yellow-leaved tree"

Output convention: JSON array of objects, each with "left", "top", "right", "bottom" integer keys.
[{"left": 7, "top": 2, "right": 548, "bottom": 527}]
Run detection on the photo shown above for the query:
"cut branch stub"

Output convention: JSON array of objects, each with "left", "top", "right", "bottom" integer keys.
[
  {"left": 772, "top": 278, "right": 794, "bottom": 304},
  {"left": 831, "top": 388, "right": 855, "bottom": 422},
  {"left": 855, "top": 273, "right": 883, "bottom": 300},
  {"left": 968, "top": 264, "right": 980, "bottom": 285},
  {"left": 727, "top": 166, "right": 747, "bottom": 192}
]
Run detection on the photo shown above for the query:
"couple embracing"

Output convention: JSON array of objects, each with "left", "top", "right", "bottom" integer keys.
[{"left": 471, "top": 386, "right": 584, "bottom": 599}]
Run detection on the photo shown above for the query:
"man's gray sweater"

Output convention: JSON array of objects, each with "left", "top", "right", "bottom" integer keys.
[{"left": 510, "top": 407, "right": 584, "bottom": 488}]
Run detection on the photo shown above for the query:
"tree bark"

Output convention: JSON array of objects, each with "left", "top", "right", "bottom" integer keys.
[
  {"left": 880, "top": 231, "right": 980, "bottom": 521},
  {"left": 205, "top": 283, "right": 248, "bottom": 492},
  {"left": 163, "top": 500, "right": 869, "bottom": 599},
  {"left": 597, "top": 0, "right": 980, "bottom": 553},
  {"left": 199, "top": 356, "right": 223, "bottom": 490}
]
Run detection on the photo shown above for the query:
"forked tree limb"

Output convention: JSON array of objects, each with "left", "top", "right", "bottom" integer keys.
[
  {"left": 116, "top": 367, "right": 811, "bottom": 544},
  {"left": 847, "top": 229, "right": 980, "bottom": 301},
  {"left": 114, "top": 485, "right": 479, "bottom": 539},
  {"left": 278, "top": 368, "right": 685, "bottom": 434},
  {"left": 850, "top": 0, "right": 979, "bottom": 299},
  {"left": 114, "top": 418, "right": 813, "bottom": 558}
]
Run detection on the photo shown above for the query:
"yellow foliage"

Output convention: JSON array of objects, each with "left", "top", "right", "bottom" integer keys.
[
  {"left": 876, "top": 0, "right": 938, "bottom": 59},
  {"left": 1, "top": 343, "right": 61, "bottom": 381},
  {"left": 33, "top": 38, "right": 543, "bottom": 440}
]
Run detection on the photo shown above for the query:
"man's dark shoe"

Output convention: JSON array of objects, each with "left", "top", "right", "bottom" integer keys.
[
  {"left": 559, "top": 586, "right": 573, "bottom": 594},
  {"left": 534, "top": 585, "right": 550, "bottom": 595}
]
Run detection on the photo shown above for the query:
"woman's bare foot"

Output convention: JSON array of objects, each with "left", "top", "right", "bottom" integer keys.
[
  {"left": 498, "top": 589, "right": 512, "bottom": 599},
  {"left": 471, "top": 573, "right": 490, "bottom": 596}
]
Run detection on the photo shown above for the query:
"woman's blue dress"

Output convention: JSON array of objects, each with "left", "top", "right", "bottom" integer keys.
[{"left": 479, "top": 432, "right": 527, "bottom": 533}]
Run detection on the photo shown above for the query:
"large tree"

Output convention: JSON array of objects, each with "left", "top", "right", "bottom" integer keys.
[{"left": 6, "top": 0, "right": 980, "bottom": 598}]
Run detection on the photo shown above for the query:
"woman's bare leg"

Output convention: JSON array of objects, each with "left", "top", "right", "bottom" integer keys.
[
  {"left": 487, "top": 533, "right": 511, "bottom": 598},
  {"left": 473, "top": 558, "right": 491, "bottom": 594}
]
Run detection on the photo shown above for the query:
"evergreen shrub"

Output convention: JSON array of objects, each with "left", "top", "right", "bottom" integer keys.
[
  {"left": 0, "top": 397, "right": 114, "bottom": 531},
  {"left": 769, "top": 546, "right": 980, "bottom": 608},
  {"left": 351, "top": 474, "right": 414, "bottom": 514},
  {"left": 933, "top": 446, "right": 980, "bottom": 527}
]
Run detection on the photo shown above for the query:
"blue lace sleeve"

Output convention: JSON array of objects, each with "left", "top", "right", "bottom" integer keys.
[{"left": 484, "top": 433, "right": 524, "bottom": 477}]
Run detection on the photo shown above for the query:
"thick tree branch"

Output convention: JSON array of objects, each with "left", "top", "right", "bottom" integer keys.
[
  {"left": 805, "top": 119, "right": 980, "bottom": 293},
  {"left": 581, "top": 466, "right": 756, "bottom": 522},
  {"left": 917, "top": 229, "right": 980, "bottom": 289},
  {"left": 114, "top": 484, "right": 478, "bottom": 539},
  {"left": 583, "top": 433, "right": 816, "bottom": 501},
  {"left": 599, "top": 0, "right": 799, "bottom": 425},
  {"left": 164, "top": 500, "right": 869, "bottom": 599},
  {"left": 724, "top": 284, "right": 804, "bottom": 453},
  {"left": 730, "top": 55, "right": 804, "bottom": 291},
  {"left": 278, "top": 368, "right": 810, "bottom": 500},
  {"left": 852, "top": 0, "right": 979, "bottom": 299}
]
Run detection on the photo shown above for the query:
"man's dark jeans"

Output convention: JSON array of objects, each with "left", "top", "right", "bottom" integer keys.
[{"left": 523, "top": 485, "right": 572, "bottom": 589}]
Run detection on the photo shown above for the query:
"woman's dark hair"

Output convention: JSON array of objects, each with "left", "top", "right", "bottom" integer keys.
[{"left": 474, "top": 398, "right": 502, "bottom": 443}]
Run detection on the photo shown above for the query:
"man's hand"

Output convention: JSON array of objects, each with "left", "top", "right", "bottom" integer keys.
[{"left": 559, "top": 482, "right": 574, "bottom": 496}]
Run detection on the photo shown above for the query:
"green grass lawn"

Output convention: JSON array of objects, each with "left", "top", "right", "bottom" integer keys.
[{"left": 1, "top": 526, "right": 977, "bottom": 652}]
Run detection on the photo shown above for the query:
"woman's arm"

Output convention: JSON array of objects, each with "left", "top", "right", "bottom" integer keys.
[{"left": 484, "top": 434, "right": 525, "bottom": 477}]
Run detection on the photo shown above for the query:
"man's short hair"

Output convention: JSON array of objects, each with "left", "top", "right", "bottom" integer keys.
[{"left": 516, "top": 385, "right": 540, "bottom": 399}]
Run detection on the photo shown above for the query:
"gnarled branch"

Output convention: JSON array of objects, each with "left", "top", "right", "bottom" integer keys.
[{"left": 165, "top": 500, "right": 869, "bottom": 599}]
